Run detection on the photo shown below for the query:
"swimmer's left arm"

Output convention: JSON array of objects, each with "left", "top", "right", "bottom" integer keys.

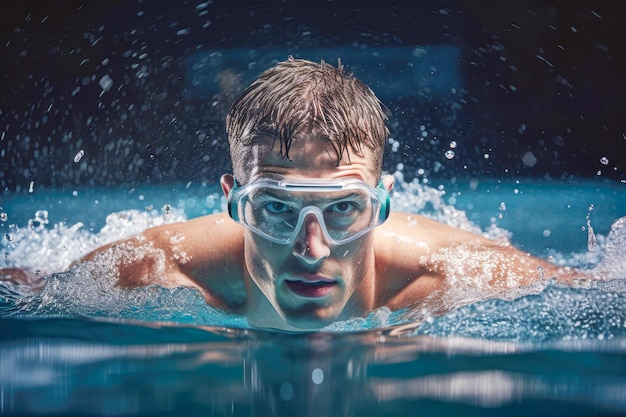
[{"left": 374, "top": 212, "right": 581, "bottom": 309}]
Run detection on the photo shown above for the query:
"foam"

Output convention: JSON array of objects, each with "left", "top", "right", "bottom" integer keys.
[{"left": 1, "top": 206, "right": 187, "bottom": 275}]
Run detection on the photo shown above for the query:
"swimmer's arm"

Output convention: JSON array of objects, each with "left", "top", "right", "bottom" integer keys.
[
  {"left": 72, "top": 213, "right": 245, "bottom": 301},
  {"left": 0, "top": 267, "right": 46, "bottom": 293},
  {"left": 375, "top": 212, "right": 579, "bottom": 309}
]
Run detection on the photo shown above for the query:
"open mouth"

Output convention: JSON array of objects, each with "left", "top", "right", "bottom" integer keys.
[{"left": 285, "top": 279, "right": 338, "bottom": 298}]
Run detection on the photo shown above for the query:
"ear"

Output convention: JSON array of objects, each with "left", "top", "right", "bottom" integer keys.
[
  {"left": 220, "top": 174, "right": 235, "bottom": 198},
  {"left": 381, "top": 174, "right": 394, "bottom": 192}
]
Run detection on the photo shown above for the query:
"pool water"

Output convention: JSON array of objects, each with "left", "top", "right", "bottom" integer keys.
[{"left": 1, "top": 178, "right": 626, "bottom": 416}]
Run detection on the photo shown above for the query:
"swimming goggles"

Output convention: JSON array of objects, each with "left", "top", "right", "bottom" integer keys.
[{"left": 227, "top": 177, "right": 390, "bottom": 245}]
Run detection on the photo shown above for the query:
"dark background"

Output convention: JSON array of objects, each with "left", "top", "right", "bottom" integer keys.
[{"left": 1, "top": 0, "right": 625, "bottom": 192}]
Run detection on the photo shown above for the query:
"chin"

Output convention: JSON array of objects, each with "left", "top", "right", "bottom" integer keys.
[{"left": 276, "top": 303, "right": 344, "bottom": 331}]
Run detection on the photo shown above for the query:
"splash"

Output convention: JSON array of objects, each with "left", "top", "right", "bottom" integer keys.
[
  {"left": 1, "top": 181, "right": 625, "bottom": 337},
  {"left": 1, "top": 205, "right": 186, "bottom": 274},
  {"left": 414, "top": 278, "right": 626, "bottom": 342}
]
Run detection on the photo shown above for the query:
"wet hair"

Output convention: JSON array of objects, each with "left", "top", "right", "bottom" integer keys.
[{"left": 225, "top": 57, "right": 390, "bottom": 184}]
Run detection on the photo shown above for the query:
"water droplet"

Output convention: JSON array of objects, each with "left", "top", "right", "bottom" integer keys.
[
  {"left": 587, "top": 218, "right": 597, "bottom": 252},
  {"left": 99, "top": 74, "right": 113, "bottom": 92},
  {"left": 280, "top": 382, "right": 293, "bottom": 401},
  {"left": 311, "top": 368, "right": 324, "bottom": 384},
  {"left": 521, "top": 151, "right": 537, "bottom": 167}
]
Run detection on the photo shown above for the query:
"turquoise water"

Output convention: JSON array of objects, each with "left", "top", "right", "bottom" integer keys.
[{"left": 1, "top": 179, "right": 626, "bottom": 415}]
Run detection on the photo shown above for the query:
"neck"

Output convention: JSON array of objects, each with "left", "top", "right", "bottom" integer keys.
[{"left": 338, "top": 251, "right": 378, "bottom": 322}]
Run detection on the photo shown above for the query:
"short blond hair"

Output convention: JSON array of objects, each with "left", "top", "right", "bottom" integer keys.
[{"left": 225, "top": 58, "right": 389, "bottom": 183}]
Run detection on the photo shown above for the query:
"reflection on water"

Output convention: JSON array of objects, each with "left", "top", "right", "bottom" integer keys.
[{"left": 1, "top": 318, "right": 625, "bottom": 416}]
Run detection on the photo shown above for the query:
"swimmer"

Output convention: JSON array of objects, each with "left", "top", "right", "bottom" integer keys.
[{"left": 3, "top": 58, "right": 582, "bottom": 330}]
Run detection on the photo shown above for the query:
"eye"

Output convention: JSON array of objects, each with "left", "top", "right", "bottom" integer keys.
[
  {"left": 263, "top": 201, "right": 291, "bottom": 214},
  {"left": 328, "top": 201, "right": 358, "bottom": 214}
]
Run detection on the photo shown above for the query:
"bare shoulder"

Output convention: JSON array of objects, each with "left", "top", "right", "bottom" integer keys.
[
  {"left": 374, "top": 211, "right": 490, "bottom": 259},
  {"left": 373, "top": 211, "right": 574, "bottom": 310},
  {"left": 76, "top": 213, "right": 246, "bottom": 308}
]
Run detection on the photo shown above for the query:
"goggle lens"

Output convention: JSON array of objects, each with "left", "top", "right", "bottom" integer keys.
[{"left": 228, "top": 178, "right": 389, "bottom": 245}]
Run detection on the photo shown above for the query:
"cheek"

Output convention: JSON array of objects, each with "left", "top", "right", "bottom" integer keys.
[
  {"left": 333, "top": 237, "right": 373, "bottom": 269},
  {"left": 245, "top": 235, "right": 288, "bottom": 278}
]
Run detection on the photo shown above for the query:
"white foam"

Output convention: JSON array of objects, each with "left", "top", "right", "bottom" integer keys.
[{"left": 1, "top": 206, "right": 186, "bottom": 275}]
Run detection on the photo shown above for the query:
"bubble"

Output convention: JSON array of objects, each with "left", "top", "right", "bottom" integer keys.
[
  {"left": 0, "top": 212, "right": 7, "bottom": 222},
  {"left": 449, "top": 141, "right": 457, "bottom": 149},
  {"left": 444, "top": 150, "right": 455, "bottom": 159},
  {"left": 600, "top": 156, "right": 609, "bottom": 165}
]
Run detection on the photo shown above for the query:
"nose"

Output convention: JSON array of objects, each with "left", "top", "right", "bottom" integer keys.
[{"left": 292, "top": 213, "right": 331, "bottom": 265}]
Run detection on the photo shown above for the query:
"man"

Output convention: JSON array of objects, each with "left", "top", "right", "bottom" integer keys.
[{"left": 9, "top": 58, "right": 578, "bottom": 331}]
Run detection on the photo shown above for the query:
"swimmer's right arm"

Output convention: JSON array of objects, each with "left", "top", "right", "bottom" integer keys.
[{"left": 0, "top": 267, "right": 46, "bottom": 292}]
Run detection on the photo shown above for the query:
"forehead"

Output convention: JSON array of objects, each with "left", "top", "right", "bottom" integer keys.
[{"left": 242, "top": 134, "right": 378, "bottom": 184}]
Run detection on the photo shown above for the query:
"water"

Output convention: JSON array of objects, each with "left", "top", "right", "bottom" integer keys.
[
  {"left": 2, "top": 1, "right": 625, "bottom": 414},
  {"left": 1, "top": 179, "right": 625, "bottom": 416}
]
